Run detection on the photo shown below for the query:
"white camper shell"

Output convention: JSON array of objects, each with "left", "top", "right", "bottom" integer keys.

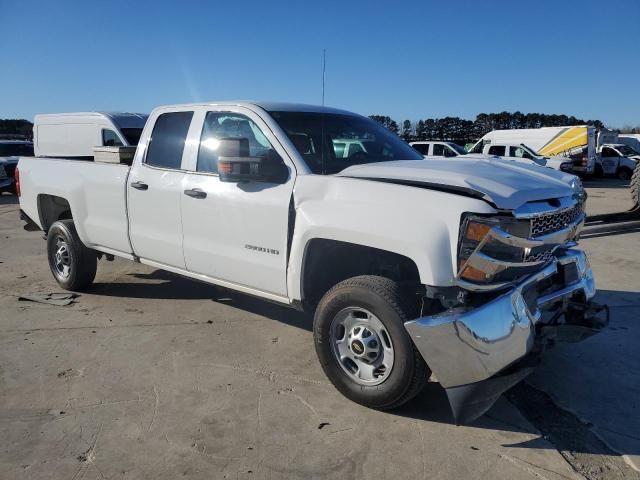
[{"left": 33, "top": 112, "right": 148, "bottom": 158}]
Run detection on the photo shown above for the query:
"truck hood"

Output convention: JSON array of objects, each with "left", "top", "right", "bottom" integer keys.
[{"left": 337, "top": 156, "right": 575, "bottom": 211}]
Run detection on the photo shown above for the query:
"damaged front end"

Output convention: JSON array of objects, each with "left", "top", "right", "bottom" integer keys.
[{"left": 405, "top": 197, "right": 608, "bottom": 424}]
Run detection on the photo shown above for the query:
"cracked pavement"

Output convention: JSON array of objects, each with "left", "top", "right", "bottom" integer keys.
[{"left": 0, "top": 180, "right": 638, "bottom": 479}]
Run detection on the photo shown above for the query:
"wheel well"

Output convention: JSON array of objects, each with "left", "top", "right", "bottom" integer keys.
[
  {"left": 301, "top": 239, "right": 422, "bottom": 308},
  {"left": 38, "top": 194, "right": 72, "bottom": 232}
]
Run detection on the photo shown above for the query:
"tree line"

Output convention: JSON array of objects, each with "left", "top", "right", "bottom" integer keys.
[
  {"left": 0, "top": 113, "right": 617, "bottom": 144},
  {"left": 370, "top": 112, "right": 605, "bottom": 145}
]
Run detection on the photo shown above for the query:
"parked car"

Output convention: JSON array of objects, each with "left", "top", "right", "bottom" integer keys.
[
  {"left": 409, "top": 141, "right": 467, "bottom": 158},
  {"left": 17, "top": 101, "right": 604, "bottom": 424},
  {"left": 471, "top": 126, "right": 596, "bottom": 175},
  {"left": 0, "top": 140, "right": 33, "bottom": 194}
]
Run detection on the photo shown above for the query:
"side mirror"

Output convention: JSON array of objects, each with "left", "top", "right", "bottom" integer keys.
[
  {"left": 218, "top": 155, "right": 288, "bottom": 184},
  {"left": 216, "top": 138, "right": 288, "bottom": 183}
]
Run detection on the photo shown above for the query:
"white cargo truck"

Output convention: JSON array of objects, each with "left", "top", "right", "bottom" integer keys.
[{"left": 16, "top": 101, "right": 604, "bottom": 424}]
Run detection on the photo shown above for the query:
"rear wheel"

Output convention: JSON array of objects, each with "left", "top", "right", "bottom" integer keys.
[
  {"left": 313, "top": 275, "right": 429, "bottom": 410},
  {"left": 47, "top": 220, "right": 97, "bottom": 291}
]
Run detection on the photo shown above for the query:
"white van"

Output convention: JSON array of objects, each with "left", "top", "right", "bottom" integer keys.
[{"left": 34, "top": 112, "right": 148, "bottom": 158}]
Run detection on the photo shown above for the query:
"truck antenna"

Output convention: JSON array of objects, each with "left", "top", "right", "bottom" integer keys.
[{"left": 322, "top": 49, "right": 326, "bottom": 107}]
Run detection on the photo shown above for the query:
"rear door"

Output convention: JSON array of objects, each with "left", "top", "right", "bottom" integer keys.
[
  {"left": 180, "top": 106, "right": 296, "bottom": 298},
  {"left": 127, "top": 109, "right": 195, "bottom": 268}
]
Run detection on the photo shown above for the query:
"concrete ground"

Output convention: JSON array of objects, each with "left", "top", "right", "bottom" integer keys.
[{"left": 0, "top": 180, "right": 638, "bottom": 480}]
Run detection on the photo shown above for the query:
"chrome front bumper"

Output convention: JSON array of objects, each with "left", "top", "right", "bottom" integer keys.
[{"left": 405, "top": 249, "right": 602, "bottom": 423}]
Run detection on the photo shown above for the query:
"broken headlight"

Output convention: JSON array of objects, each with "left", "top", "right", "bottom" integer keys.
[{"left": 457, "top": 214, "right": 530, "bottom": 283}]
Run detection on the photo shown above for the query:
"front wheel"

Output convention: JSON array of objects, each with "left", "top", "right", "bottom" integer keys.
[
  {"left": 618, "top": 167, "right": 633, "bottom": 181},
  {"left": 47, "top": 220, "right": 97, "bottom": 291},
  {"left": 313, "top": 275, "right": 429, "bottom": 410}
]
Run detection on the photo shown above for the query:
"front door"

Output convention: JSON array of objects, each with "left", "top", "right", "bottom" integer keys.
[
  {"left": 128, "top": 110, "right": 194, "bottom": 268},
  {"left": 599, "top": 147, "right": 620, "bottom": 175},
  {"left": 180, "top": 107, "right": 295, "bottom": 297}
]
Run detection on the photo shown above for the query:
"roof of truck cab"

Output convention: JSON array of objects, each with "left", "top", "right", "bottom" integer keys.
[
  {"left": 156, "top": 101, "right": 357, "bottom": 116},
  {"left": 34, "top": 112, "right": 148, "bottom": 128}
]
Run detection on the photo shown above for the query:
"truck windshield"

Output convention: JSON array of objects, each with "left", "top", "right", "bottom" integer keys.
[
  {"left": 120, "top": 128, "right": 144, "bottom": 146},
  {"left": 269, "top": 111, "right": 423, "bottom": 174},
  {"left": 450, "top": 143, "right": 467, "bottom": 155},
  {"left": 0, "top": 143, "right": 34, "bottom": 156},
  {"left": 617, "top": 145, "right": 639, "bottom": 156},
  {"left": 521, "top": 144, "right": 541, "bottom": 157}
]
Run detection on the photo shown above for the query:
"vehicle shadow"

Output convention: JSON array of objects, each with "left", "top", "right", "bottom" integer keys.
[
  {"left": 583, "top": 178, "right": 630, "bottom": 189},
  {"left": 0, "top": 193, "right": 19, "bottom": 205},
  {"left": 87, "top": 268, "right": 640, "bottom": 464},
  {"left": 89, "top": 269, "right": 312, "bottom": 331}
]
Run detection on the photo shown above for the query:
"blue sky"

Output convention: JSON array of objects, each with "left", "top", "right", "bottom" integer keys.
[{"left": 2, "top": 0, "right": 639, "bottom": 126}]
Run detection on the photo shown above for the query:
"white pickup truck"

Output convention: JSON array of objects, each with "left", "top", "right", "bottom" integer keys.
[{"left": 17, "top": 102, "right": 605, "bottom": 424}]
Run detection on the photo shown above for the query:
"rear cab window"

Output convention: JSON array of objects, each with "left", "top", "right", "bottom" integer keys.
[
  {"left": 145, "top": 111, "right": 194, "bottom": 169},
  {"left": 432, "top": 144, "right": 445, "bottom": 156}
]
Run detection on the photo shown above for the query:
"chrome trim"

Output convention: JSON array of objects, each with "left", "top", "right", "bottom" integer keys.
[
  {"left": 456, "top": 213, "right": 585, "bottom": 291},
  {"left": 407, "top": 250, "right": 595, "bottom": 388}
]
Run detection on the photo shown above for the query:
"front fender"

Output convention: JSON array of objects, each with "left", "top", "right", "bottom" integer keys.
[{"left": 286, "top": 175, "right": 495, "bottom": 300}]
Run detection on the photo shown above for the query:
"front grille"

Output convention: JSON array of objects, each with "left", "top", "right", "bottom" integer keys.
[
  {"left": 525, "top": 249, "right": 555, "bottom": 263},
  {"left": 530, "top": 205, "right": 583, "bottom": 237}
]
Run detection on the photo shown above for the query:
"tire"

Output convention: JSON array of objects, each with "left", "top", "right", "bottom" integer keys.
[
  {"left": 47, "top": 220, "right": 97, "bottom": 291},
  {"left": 313, "top": 275, "right": 429, "bottom": 410},
  {"left": 631, "top": 163, "right": 640, "bottom": 208},
  {"left": 594, "top": 164, "right": 604, "bottom": 178},
  {"left": 618, "top": 167, "right": 633, "bottom": 181}
]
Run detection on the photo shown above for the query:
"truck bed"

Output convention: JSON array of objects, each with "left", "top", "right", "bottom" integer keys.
[{"left": 18, "top": 157, "right": 133, "bottom": 255}]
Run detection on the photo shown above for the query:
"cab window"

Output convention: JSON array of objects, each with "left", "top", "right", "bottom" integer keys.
[
  {"left": 488, "top": 145, "right": 506, "bottom": 156},
  {"left": 509, "top": 146, "right": 532, "bottom": 159},
  {"left": 145, "top": 111, "right": 194, "bottom": 169},
  {"left": 432, "top": 144, "right": 445, "bottom": 156},
  {"left": 412, "top": 144, "right": 429, "bottom": 155},
  {"left": 601, "top": 147, "right": 618, "bottom": 157},
  {"left": 196, "top": 112, "right": 276, "bottom": 174},
  {"left": 102, "top": 129, "right": 124, "bottom": 147}
]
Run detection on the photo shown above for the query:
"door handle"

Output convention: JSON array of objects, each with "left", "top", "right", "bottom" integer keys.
[
  {"left": 131, "top": 181, "right": 149, "bottom": 191},
  {"left": 184, "top": 188, "right": 207, "bottom": 199}
]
